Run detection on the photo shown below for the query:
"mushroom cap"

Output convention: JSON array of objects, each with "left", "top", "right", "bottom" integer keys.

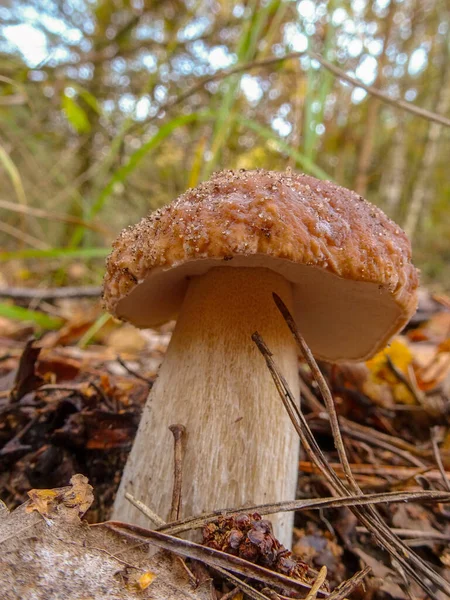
[{"left": 103, "top": 169, "right": 418, "bottom": 362}]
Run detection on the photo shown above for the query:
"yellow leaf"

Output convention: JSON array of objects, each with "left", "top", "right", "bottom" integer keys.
[
  {"left": 137, "top": 571, "right": 156, "bottom": 590},
  {"left": 366, "top": 338, "right": 415, "bottom": 404},
  {"left": 26, "top": 489, "right": 58, "bottom": 516}
]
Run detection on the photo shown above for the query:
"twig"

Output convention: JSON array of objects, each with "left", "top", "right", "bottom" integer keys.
[
  {"left": 310, "top": 414, "right": 427, "bottom": 468},
  {"left": 88, "top": 381, "right": 116, "bottom": 412},
  {"left": 299, "top": 375, "right": 325, "bottom": 413},
  {"left": 0, "top": 199, "right": 110, "bottom": 234},
  {"left": 326, "top": 567, "right": 371, "bottom": 600},
  {"left": 38, "top": 384, "right": 87, "bottom": 393},
  {"left": 123, "top": 493, "right": 198, "bottom": 586},
  {"left": 169, "top": 424, "right": 186, "bottom": 522},
  {"left": 0, "top": 220, "right": 49, "bottom": 250},
  {"left": 157, "top": 489, "right": 450, "bottom": 536},
  {"left": 219, "top": 587, "right": 241, "bottom": 600},
  {"left": 334, "top": 416, "right": 430, "bottom": 459},
  {"left": 144, "top": 50, "right": 450, "bottom": 129},
  {"left": 0, "top": 286, "right": 102, "bottom": 300},
  {"left": 430, "top": 427, "right": 450, "bottom": 492},
  {"left": 124, "top": 492, "right": 166, "bottom": 528},
  {"left": 307, "top": 50, "right": 450, "bottom": 128},
  {"left": 252, "top": 321, "right": 450, "bottom": 599},
  {"left": 272, "top": 293, "right": 358, "bottom": 494},
  {"left": 104, "top": 521, "right": 330, "bottom": 597},
  {"left": 305, "top": 566, "right": 328, "bottom": 600},
  {"left": 125, "top": 492, "right": 269, "bottom": 599},
  {"left": 212, "top": 568, "right": 273, "bottom": 600},
  {"left": 356, "top": 526, "right": 450, "bottom": 542},
  {"left": 0, "top": 400, "right": 43, "bottom": 416},
  {"left": 116, "top": 356, "right": 153, "bottom": 385}
]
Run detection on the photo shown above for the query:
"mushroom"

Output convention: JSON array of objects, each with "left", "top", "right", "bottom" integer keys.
[{"left": 103, "top": 169, "right": 418, "bottom": 547}]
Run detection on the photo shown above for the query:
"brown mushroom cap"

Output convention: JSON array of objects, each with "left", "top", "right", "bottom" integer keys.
[{"left": 103, "top": 169, "right": 418, "bottom": 362}]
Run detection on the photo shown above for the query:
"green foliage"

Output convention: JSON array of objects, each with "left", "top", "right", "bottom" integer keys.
[
  {"left": 0, "top": 0, "right": 448, "bottom": 289},
  {"left": 0, "top": 248, "right": 110, "bottom": 261},
  {"left": 62, "top": 93, "right": 91, "bottom": 134},
  {"left": 0, "top": 303, "right": 63, "bottom": 329}
]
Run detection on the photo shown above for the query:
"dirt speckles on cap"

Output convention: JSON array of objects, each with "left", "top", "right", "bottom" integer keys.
[{"left": 103, "top": 169, "right": 418, "bottom": 323}]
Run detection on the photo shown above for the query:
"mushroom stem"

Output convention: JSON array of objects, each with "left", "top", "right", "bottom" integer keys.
[{"left": 112, "top": 267, "right": 300, "bottom": 547}]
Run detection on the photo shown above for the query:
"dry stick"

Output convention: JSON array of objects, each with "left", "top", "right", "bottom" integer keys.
[
  {"left": 156, "top": 489, "right": 450, "bottom": 537},
  {"left": 306, "top": 50, "right": 450, "bottom": 128},
  {"left": 311, "top": 414, "right": 427, "bottom": 468},
  {"left": 169, "top": 424, "right": 186, "bottom": 522},
  {"left": 125, "top": 492, "right": 166, "bottom": 528},
  {"left": 145, "top": 50, "right": 450, "bottom": 129},
  {"left": 272, "top": 295, "right": 449, "bottom": 544},
  {"left": 0, "top": 198, "right": 110, "bottom": 234},
  {"left": 259, "top": 315, "right": 448, "bottom": 598},
  {"left": 0, "top": 286, "right": 102, "bottom": 300},
  {"left": 299, "top": 375, "right": 324, "bottom": 413},
  {"left": 116, "top": 356, "right": 153, "bottom": 385},
  {"left": 336, "top": 415, "right": 430, "bottom": 459},
  {"left": 211, "top": 568, "right": 273, "bottom": 600},
  {"left": 103, "top": 522, "right": 330, "bottom": 598},
  {"left": 300, "top": 461, "right": 436, "bottom": 491},
  {"left": 356, "top": 526, "right": 450, "bottom": 542},
  {"left": 305, "top": 566, "right": 328, "bottom": 600},
  {"left": 272, "top": 293, "right": 358, "bottom": 493},
  {"left": 326, "top": 567, "right": 371, "bottom": 600},
  {"left": 219, "top": 588, "right": 241, "bottom": 600},
  {"left": 300, "top": 375, "right": 429, "bottom": 464},
  {"left": 0, "top": 220, "right": 49, "bottom": 250},
  {"left": 430, "top": 427, "right": 450, "bottom": 493},
  {"left": 251, "top": 330, "right": 449, "bottom": 599},
  {"left": 125, "top": 493, "right": 271, "bottom": 599}
]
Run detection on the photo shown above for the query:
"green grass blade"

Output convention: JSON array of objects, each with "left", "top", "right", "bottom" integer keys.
[
  {"left": 203, "top": 0, "right": 283, "bottom": 179},
  {"left": 0, "top": 303, "right": 63, "bottom": 329},
  {"left": 302, "top": 41, "right": 318, "bottom": 160},
  {"left": 78, "top": 312, "right": 111, "bottom": 348},
  {"left": 0, "top": 247, "right": 109, "bottom": 261},
  {"left": 0, "top": 143, "right": 27, "bottom": 206},
  {"left": 306, "top": 0, "right": 338, "bottom": 163}
]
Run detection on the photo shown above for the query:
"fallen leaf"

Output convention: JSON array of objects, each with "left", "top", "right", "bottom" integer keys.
[
  {"left": 365, "top": 338, "right": 415, "bottom": 404},
  {"left": 26, "top": 488, "right": 58, "bottom": 516},
  {"left": 1, "top": 476, "right": 210, "bottom": 599},
  {"left": 26, "top": 474, "right": 93, "bottom": 518},
  {"left": 9, "top": 338, "right": 43, "bottom": 402},
  {"left": 137, "top": 571, "right": 156, "bottom": 590}
]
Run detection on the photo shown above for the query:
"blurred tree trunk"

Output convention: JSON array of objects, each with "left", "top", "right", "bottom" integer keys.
[
  {"left": 381, "top": 123, "right": 408, "bottom": 218},
  {"left": 354, "top": 0, "right": 396, "bottom": 196},
  {"left": 403, "top": 55, "right": 450, "bottom": 239}
]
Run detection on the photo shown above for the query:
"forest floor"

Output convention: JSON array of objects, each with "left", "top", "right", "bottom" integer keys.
[{"left": 1, "top": 288, "right": 450, "bottom": 599}]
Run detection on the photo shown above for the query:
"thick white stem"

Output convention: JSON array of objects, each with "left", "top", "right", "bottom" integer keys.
[{"left": 113, "top": 267, "right": 300, "bottom": 547}]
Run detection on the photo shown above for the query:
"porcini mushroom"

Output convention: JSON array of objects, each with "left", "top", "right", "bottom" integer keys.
[{"left": 103, "top": 169, "right": 418, "bottom": 547}]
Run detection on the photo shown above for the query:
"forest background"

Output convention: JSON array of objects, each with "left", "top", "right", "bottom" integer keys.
[{"left": 0, "top": 0, "right": 449, "bottom": 300}]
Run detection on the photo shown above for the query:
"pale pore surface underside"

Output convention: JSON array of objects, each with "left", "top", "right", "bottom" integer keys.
[
  {"left": 113, "top": 267, "right": 300, "bottom": 548},
  {"left": 116, "top": 256, "right": 403, "bottom": 362}
]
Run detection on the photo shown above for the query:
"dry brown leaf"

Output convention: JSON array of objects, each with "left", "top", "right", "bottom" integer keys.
[
  {"left": 25, "top": 488, "right": 58, "bottom": 516},
  {"left": 1, "top": 475, "right": 210, "bottom": 600},
  {"left": 26, "top": 474, "right": 93, "bottom": 519}
]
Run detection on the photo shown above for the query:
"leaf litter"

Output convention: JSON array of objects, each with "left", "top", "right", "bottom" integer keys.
[{"left": 0, "top": 289, "right": 450, "bottom": 597}]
